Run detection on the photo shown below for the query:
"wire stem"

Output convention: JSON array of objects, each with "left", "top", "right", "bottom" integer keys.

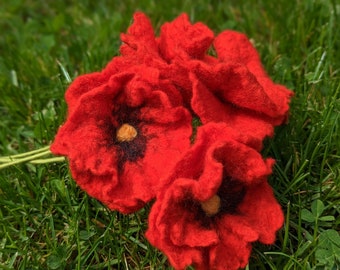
[
  {"left": 0, "top": 149, "right": 53, "bottom": 169},
  {"left": 30, "top": 157, "right": 65, "bottom": 164},
  {"left": 0, "top": 146, "right": 51, "bottom": 161}
]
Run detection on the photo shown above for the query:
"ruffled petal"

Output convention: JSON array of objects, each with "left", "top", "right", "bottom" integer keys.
[
  {"left": 159, "top": 13, "right": 214, "bottom": 61},
  {"left": 238, "top": 180, "right": 285, "bottom": 244},
  {"left": 214, "top": 30, "right": 293, "bottom": 123},
  {"left": 190, "top": 75, "right": 276, "bottom": 149},
  {"left": 120, "top": 12, "right": 159, "bottom": 60},
  {"left": 190, "top": 61, "right": 285, "bottom": 119},
  {"left": 64, "top": 72, "right": 105, "bottom": 115},
  {"left": 146, "top": 179, "right": 218, "bottom": 269},
  {"left": 214, "top": 180, "right": 284, "bottom": 246},
  {"left": 208, "top": 230, "right": 252, "bottom": 270}
]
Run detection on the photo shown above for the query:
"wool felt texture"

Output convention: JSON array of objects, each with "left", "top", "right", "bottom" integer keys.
[
  {"left": 50, "top": 12, "right": 292, "bottom": 269},
  {"left": 146, "top": 123, "right": 283, "bottom": 269},
  {"left": 213, "top": 30, "right": 293, "bottom": 122},
  {"left": 119, "top": 12, "right": 293, "bottom": 146},
  {"left": 51, "top": 65, "right": 192, "bottom": 214},
  {"left": 64, "top": 56, "right": 136, "bottom": 115}
]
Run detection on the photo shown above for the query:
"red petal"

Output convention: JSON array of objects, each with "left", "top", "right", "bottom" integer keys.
[
  {"left": 159, "top": 13, "right": 214, "bottom": 61},
  {"left": 238, "top": 180, "right": 285, "bottom": 244},
  {"left": 120, "top": 12, "right": 159, "bottom": 60},
  {"left": 190, "top": 61, "right": 285, "bottom": 119},
  {"left": 221, "top": 216, "right": 259, "bottom": 242},
  {"left": 146, "top": 179, "right": 216, "bottom": 269},
  {"left": 64, "top": 72, "right": 105, "bottom": 115},
  {"left": 214, "top": 30, "right": 293, "bottom": 123},
  {"left": 208, "top": 232, "right": 252, "bottom": 270},
  {"left": 191, "top": 74, "right": 276, "bottom": 147}
]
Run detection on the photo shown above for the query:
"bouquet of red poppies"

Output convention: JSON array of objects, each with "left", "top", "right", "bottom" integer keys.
[{"left": 48, "top": 13, "right": 292, "bottom": 269}]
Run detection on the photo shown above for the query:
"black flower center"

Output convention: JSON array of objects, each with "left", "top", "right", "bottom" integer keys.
[
  {"left": 111, "top": 105, "right": 147, "bottom": 170},
  {"left": 216, "top": 177, "right": 246, "bottom": 216},
  {"left": 183, "top": 176, "right": 246, "bottom": 228}
]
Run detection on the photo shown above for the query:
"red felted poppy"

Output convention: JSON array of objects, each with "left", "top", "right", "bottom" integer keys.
[
  {"left": 65, "top": 56, "right": 137, "bottom": 115},
  {"left": 189, "top": 71, "right": 277, "bottom": 150},
  {"left": 146, "top": 123, "right": 283, "bottom": 270},
  {"left": 188, "top": 29, "right": 293, "bottom": 128},
  {"left": 158, "top": 13, "right": 214, "bottom": 61},
  {"left": 120, "top": 13, "right": 292, "bottom": 146},
  {"left": 120, "top": 12, "right": 160, "bottom": 66},
  {"left": 120, "top": 12, "right": 214, "bottom": 63},
  {"left": 51, "top": 65, "right": 192, "bottom": 214},
  {"left": 214, "top": 30, "right": 293, "bottom": 117},
  {"left": 120, "top": 12, "right": 215, "bottom": 106},
  {"left": 182, "top": 47, "right": 292, "bottom": 145}
]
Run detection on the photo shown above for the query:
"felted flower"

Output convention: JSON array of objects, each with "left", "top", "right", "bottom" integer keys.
[
  {"left": 146, "top": 123, "right": 284, "bottom": 270},
  {"left": 120, "top": 12, "right": 215, "bottom": 106},
  {"left": 214, "top": 30, "right": 292, "bottom": 114},
  {"left": 120, "top": 12, "right": 214, "bottom": 63},
  {"left": 120, "top": 12, "right": 293, "bottom": 147},
  {"left": 187, "top": 30, "right": 293, "bottom": 141},
  {"left": 51, "top": 65, "right": 192, "bottom": 213}
]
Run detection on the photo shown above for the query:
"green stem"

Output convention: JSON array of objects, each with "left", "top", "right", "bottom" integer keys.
[
  {"left": 30, "top": 157, "right": 65, "bottom": 164},
  {"left": 0, "top": 146, "right": 51, "bottom": 162},
  {"left": 0, "top": 149, "right": 52, "bottom": 169}
]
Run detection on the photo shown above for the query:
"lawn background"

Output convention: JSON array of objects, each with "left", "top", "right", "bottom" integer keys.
[{"left": 0, "top": 0, "right": 339, "bottom": 269}]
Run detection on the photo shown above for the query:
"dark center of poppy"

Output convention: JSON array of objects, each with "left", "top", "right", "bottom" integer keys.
[
  {"left": 110, "top": 105, "right": 147, "bottom": 170},
  {"left": 216, "top": 177, "right": 246, "bottom": 216},
  {"left": 186, "top": 176, "right": 246, "bottom": 228}
]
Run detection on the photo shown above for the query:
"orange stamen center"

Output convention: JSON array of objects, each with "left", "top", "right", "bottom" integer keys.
[
  {"left": 200, "top": 195, "right": 221, "bottom": 216},
  {"left": 116, "top": 123, "right": 138, "bottom": 142}
]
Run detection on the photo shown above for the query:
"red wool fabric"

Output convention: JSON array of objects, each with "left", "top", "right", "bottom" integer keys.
[
  {"left": 51, "top": 65, "right": 192, "bottom": 213},
  {"left": 146, "top": 123, "right": 284, "bottom": 270},
  {"left": 214, "top": 30, "right": 293, "bottom": 120},
  {"left": 120, "top": 12, "right": 293, "bottom": 145},
  {"left": 51, "top": 12, "right": 292, "bottom": 269},
  {"left": 64, "top": 56, "right": 139, "bottom": 115},
  {"left": 158, "top": 13, "right": 214, "bottom": 61},
  {"left": 120, "top": 12, "right": 214, "bottom": 105},
  {"left": 187, "top": 31, "right": 294, "bottom": 138},
  {"left": 120, "top": 13, "right": 214, "bottom": 63}
]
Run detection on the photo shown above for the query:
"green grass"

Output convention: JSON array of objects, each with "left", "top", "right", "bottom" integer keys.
[{"left": 0, "top": 0, "right": 339, "bottom": 269}]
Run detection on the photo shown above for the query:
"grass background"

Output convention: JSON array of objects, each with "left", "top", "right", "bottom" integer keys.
[{"left": 0, "top": 0, "right": 339, "bottom": 269}]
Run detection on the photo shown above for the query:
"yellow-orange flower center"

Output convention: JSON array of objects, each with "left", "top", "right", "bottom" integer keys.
[
  {"left": 200, "top": 195, "right": 221, "bottom": 216},
  {"left": 116, "top": 123, "right": 138, "bottom": 142}
]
